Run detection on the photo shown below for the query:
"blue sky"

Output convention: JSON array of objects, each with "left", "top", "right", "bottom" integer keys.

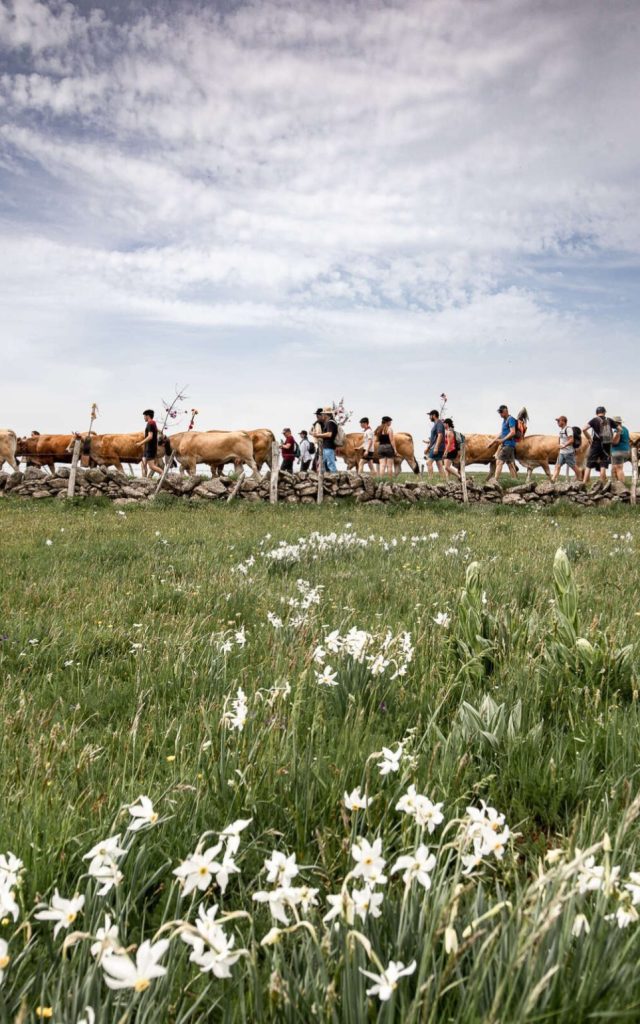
[{"left": 1, "top": 0, "right": 638, "bottom": 446}]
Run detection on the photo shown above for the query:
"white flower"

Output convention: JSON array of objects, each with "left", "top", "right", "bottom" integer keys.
[
  {"left": 265, "top": 851, "right": 299, "bottom": 888},
  {"left": 369, "top": 653, "right": 390, "bottom": 677},
  {"left": 102, "top": 938, "right": 169, "bottom": 992},
  {"left": 323, "top": 890, "right": 355, "bottom": 925},
  {"left": 0, "top": 853, "right": 23, "bottom": 888},
  {"left": 181, "top": 904, "right": 245, "bottom": 978},
  {"left": 220, "top": 818, "right": 252, "bottom": 855},
  {"left": 360, "top": 959, "right": 416, "bottom": 1002},
  {"left": 45, "top": 539, "right": 52, "bottom": 546},
  {"left": 433, "top": 612, "right": 451, "bottom": 627},
  {"left": 316, "top": 665, "right": 338, "bottom": 687},
  {"left": 234, "top": 627, "right": 247, "bottom": 648},
  {"left": 461, "top": 838, "right": 484, "bottom": 876},
  {"left": 0, "top": 938, "right": 9, "bottom": 985},
  {"left": 88, "top": 858, "right": 123, "bottom": 896},
  {"left": 267, "top": 612, "right": 283, "bottom": 629},
  {"left": 127, "top": 796, "right": 158, "bottom": 831},
  {"left": 174, "top": 843, "right": 239, "bottom": 897},
  {"left": 90, "top": 914, "right": 121, "bottom": 962},
  {"left": 397, "top": 787, "right": 443, "bottom": 832},
  {"left": 344, "top": 787, "right": 371, "bottom": 812},
  {"left": 624, "top": 872, "right": 640, "bottom": 905},
  {"left": 351, "top": 838, "right": 387, "bottom": 886},
  {"left": 571, "top": 913, "right": 590, "bottom": 938},
  {"left": 252, "top": 888, "right": 292, "bottom": 925},
  {"left": 352, "top": 885, "right": 384, "bottom": 921},
  {"left": 576, "top": 857, "right": 620, "bottom": 895},
  {"left": 83, "top": 835, "right": 126, "bottom": 875},
  {"left": 377, "top": 745, "right": 403, "bottom": 776},
  {"left": 391, "top": 845, "right": 436, "bottom": 889},
  {"left": 312, "top": 645, "right": 327, "bottom": 664},
  {"left": 0, "top": 879, "right": 19, "bottom": 922},
  {"left": 35, "top": 890, "right": 85, "bottom": 938},
  {"left": 479, "top": 825, "right": 511, "bottom": 860},
  {"left": 223, "top": 687, "right": 248, "bottom": 731},
  {"left": 607, "top": 903, "right": 639, "bottom": 929},
  {"left": 77, "top": 1009, "right": 95, "bottom": 1024},
  {"left": 325, "top": 629, "right": 342, "bottom": 653}
]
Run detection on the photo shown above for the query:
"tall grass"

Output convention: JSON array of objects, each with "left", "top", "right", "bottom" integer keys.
[{"left": 0, "top": 500, "right": 639, "bottom": 1021}]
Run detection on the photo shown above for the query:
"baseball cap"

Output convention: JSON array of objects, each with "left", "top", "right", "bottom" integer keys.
[
  {"left": 555, "top": 415, "right": 567, "bottom": 422},
  {"left": 497, "top": 404, "right": 508, "bottom": 413}
]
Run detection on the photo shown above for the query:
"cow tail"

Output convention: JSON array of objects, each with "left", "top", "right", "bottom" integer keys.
[{"left": 163, "top": 434, "right": 172, "bottom": 456}]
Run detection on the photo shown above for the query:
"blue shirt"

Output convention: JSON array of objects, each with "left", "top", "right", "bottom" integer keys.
[
  {"left": 500, "top": 416, "right": 517, "bottom": 447},
  {"left": 613, "top": 425, "right": 630, "bottom": 453},
  {"left": 429, "top": 419, "right": 445, "bottom": 450}
]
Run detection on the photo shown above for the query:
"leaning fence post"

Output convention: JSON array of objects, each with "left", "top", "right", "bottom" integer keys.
[
  {"left": 66, "top": 437, "right": 82, "bottom": 498},
  {"left": 270, "top": 441, "right": 280, "bottom": 505},
  {"left": 316, "top": 439, "right": 324, "bottom": 505},
  {"left": 226, "top": 470, "right": 245, "bottom": 504},
  {"left": 631, "top": 446, "right": 638, "bottom": 507},
  {"left": 152, "top": 451, "right": 175, "bottom": 499},
  {"left": 460, "top": 442, "right": 468, "bottom": 504}
]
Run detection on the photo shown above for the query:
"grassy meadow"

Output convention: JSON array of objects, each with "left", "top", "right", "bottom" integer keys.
[{"left": 1, "top": 497, "right": 640, "bottom": 1022}]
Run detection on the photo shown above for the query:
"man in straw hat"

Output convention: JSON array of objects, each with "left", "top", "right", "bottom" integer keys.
[
  {"left": 313, "top": 406, "right": 339, "bottom": 473},
  {"left": 611, "top": 415, "right": 631, "bottom": 483}
]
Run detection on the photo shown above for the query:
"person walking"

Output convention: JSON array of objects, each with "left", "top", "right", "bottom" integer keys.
[
  {"left": 298, "top": 430, "right": 315, "bottom": 472},
  {"left": 583, "top": 406, "right": 618, "bottom": 484},
  {"left": 358, "top": 416, "right": 376, "bottom": 474},
  {"left": 491, "top": 404, "right": 518, "bottom": 481},
  {"left": 551, "top": 415, "right": 581, "bottom": 482},
  {"left": 611, "top": 415, "right": 631, "bottom": 483},
  {"left": 425, "top": 409, "right": 446, "bottom": 479},
  {"left": 375, "top": 416, "right": 396, "bottom": 477},
  {"left": 310, "top": 407, "right": 324, "bottom": 471},
  {"left": 280, "top": 428, "right": 296, "bottom": 472},
  {"left": 442, "top": 418, "right": 461, "bottom": 479},
  {"left": 139, "top": 409, "right": 163, "bottom": 477},
  {"left": 314, "top": 407, "right": 339, "bottom": 473}
]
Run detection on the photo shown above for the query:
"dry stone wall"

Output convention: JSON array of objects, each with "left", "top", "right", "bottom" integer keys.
[{"left": 0, "top": 466, "right": 635, "bottom": 507}]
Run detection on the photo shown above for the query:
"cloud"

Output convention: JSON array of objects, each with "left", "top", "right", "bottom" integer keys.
[{"left": 0, "top": 0, "right": 639, "bottom": 441}]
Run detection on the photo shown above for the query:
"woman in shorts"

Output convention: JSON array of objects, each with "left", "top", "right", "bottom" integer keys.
[
  {"left": 375, "top": 416, "right": 397, "bottom": 477},
  {"left": 611, "top": 415, "right": 631, "bottom": 483},
  {"left": 443, "top": 418, "right": 461, "bottom": 479}
]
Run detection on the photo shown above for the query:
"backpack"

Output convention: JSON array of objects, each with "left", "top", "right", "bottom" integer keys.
[
  {"left": 335, "top": 422, "right": 346, "bottom": 446},
  {"left": 454, "top": 430, "right": 465, "bottom": 447},
  {"left": 293, "top": 440, "right": 301, "bottom": 459},
  {"left": 514, "top": 418, "right": 527, "bottom": 442},
  {"left": 307, "top": 441, "right": 316, "bottom": 456},
  {"left": 571, "top": 426, "right": 582, "bottom": 450},
  {"left": 600, "top": 419, "right": 613, "bottom": 445}
]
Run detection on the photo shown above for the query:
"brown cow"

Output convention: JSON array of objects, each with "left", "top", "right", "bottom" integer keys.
[
  {"left": 338, "top": 432, "right": 420, "bottom": 474},
  {"left": 211, "top": 428, "right": 276, "bottom": 475},
  {"left": 82, "top": 433, "right": 145, "bottom": 473},
  {"left": 166, "top": 430, "right": 258, "bottom": 477},
  {"left": 17, "top": 434, "right": 75, "bottom": 473},
  {"left": 0, "top": 429, "right": 18, "bottom": 472},
  {"left": 457, "top": 432, "right": 590, "bottom": 480}
]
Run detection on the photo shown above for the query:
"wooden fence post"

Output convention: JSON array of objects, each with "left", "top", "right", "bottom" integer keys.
[
  {"left": 317, "top": 439, "right": 324, "bottom": 505},
  {"left": 226, "top": 469, "right": 245, "bottom": 504},
  {"left": 151, "top": 452, "right": 175, "bottom": 499},
  {"left": 66, "top": 437, "right": 82, "bottom": 498},
  {"left": 460, "top": 442, "right": 468, "bottom": 504},
  {"left": 270, "top": 441, "right": 280, "bottom": 505},
  {"left": 631, "top": 446, "right": 638, "bottom": 506}
]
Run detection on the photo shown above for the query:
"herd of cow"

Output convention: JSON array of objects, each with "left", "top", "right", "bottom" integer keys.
[{"left": 1, "top": 425, "right": 639, "bottom": 480}]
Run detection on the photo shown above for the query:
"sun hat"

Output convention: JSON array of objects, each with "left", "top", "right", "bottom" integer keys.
[
  {"left": 613, "top": 415, "right": 623, "bottom": 424},
  {"left": 321, "top": 406, "right": 334, "bottom": 415}
]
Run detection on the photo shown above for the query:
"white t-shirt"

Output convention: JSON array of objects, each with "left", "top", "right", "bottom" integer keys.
[
  {"left": 559, "top": 427, "right": 573, "bottom": 454},
  {"left": 362, "top": 426, "right": 374, "bottom": 453}
]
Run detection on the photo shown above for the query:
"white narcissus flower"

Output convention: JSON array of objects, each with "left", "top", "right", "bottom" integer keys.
[
  {"left": 607, "top": 903, "right": 639, "bottom": 929},
  {"left": 576, "top": 857, "right": 620, "bottom": 896},
  {"left": 391, "top": 845, "right": 436, "bottom": 890},
  {"left": 220, "top": 818, "right": 252, "bottom": 856},
  {"left": 325, "top": 629, "right": 342, "bottom": 653},
  {"left": 77, "top": 1008, "right": 95, "bottom": 1024},
  {"left": 252, "top": 888, "right": 291, "bottom": 925},
  {"left": 414, "top": 798, "right": 444, "bottom": 833},
  {"left": 35, "top": 890, "right": 85, "bottom": 938},
  {"left": 377, "top": 745, "right": 403, "bottom": 776},
  {"left": 102, "top": 938, "right": 169, "bottom": 992},
  {"left": 127, "top": 796, "right": 158, "bottom": 831},
  {"left": 90, "top": 914, "right": 120, "bottom": 962},
  {"left": 0, "top": 938, "right": 9, "bottom": 985},
  {"left": 234, "top": 627, "right": 247, "bottom": 647},
  {"left": 223, "top": 688, "right": 248, "bottom": 731},
  {"left": 352, "top": 885, "right": 384, "bottom": 921},
  {"left": 323, "top": 890, "right": 355, "bottom": 926},
  {"left": 624, "top": 872, "right": 640, "bottom": 905},
  {"left": 83, "top": 835, "right": 126, "bottom": 867},
  {"left": 174, "top": 843, "right": 239, "bottom": 897},
  {"left": 479, "top": 825, "right": 511, "bottom": 860},
  {"left": 360, "top": 959, "right": 416, "bottom": 1002},
  {"left": 344, "top": 787, "right": 371, "bottom": 812},
  {"left": 433, "top": 612, "right": 451, "bottom": 627},
  {"left": 351, "top": 838, "right": 387, "bottom": 886},
  {"left": 265, "top": 851, "right": 299, "bottom": 888},
  {"left": 312, "top": 645, "right": 326, "bottom": 664},
  {"left": 461, "top": 838, "right": 484, "bottom": 876},
  {"left": 0, "top": 880, "right": 19, "bottom": 923},
  {"left": 315, "top": 666, "right": 338, "bottom": 687},
  {"left": 181, "top": 904, "right": 246, "bottom": 978},
  {"left": 369, "top": 654, "right": 389, "bottom": 677},
  {"left": 89, "top": 859, "right": 124, "bottom": 896},
  {"left": 0, "top": 853, "right": 23, "bottom": 888}
]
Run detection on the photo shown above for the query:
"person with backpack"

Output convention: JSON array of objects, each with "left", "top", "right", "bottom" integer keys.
[
  {"left": 491, "top": 404, "right": 519, "bottom": 482},
  {"left": 298, "top": 430, "right": 315, "bottom": 473},
  {"left": 374, "top": 416, "right": 397, "bottom": 477},
  {"left": 313, "top": 407, "right": 339, "bottom": 473},
  {"left": 442, "top": 418, "right": 462, "bottom": 479},
  {"left": 611, "top": 415, "right": 631, "bottom": 483},
  {"left": 425, "top": 409, "right": 446, "bottom": 479},
  {"left": 583, "top": 406, "right": 618, "bottom": 484},
  {"left": 358, "top": 416, "right": 376, "bottom": 474},
  {"left": 551, "top": 415, "right": 582, "bottom": 482},
  {"left": 280, "top": 427, "right": 296, "bottom": 473}
]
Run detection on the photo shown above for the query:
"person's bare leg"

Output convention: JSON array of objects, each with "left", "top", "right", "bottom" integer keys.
[{"left": 492, "top": 460, "right": 504, "bottom": 481}]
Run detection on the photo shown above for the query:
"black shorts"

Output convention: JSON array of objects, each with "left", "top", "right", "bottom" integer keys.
[
  {"left": 587, "top": 447, "right": 610, "bottom": 470},
  {"left": 363, "top": 452, "right": 375, "bottom": 461},
  {"left": 144, "top": 445, "right": 157, "bottom": 460}
]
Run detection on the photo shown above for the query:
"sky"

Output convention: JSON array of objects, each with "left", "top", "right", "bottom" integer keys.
[{"left": 1, "top": 0, "right": 639, "bottom": 450}]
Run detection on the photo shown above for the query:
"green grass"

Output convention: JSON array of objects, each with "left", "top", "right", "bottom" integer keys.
[{"left": 1, "top": 499, "right": 639, "bottom": 1022}]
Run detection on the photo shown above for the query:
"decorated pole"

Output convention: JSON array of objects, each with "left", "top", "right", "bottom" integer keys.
[
  {"left": 316, "top": 439, "right": 324, "bottom": 505},
  {"left": 68, "top": 403, "right": 97, "bottom": 499},
  {"left": 152, "top": 386, "right": 189, "bottom": 498}
]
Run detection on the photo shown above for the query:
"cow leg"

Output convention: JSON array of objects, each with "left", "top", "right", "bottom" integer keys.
[
  {"left": 541, "top": 460, "right": 551, "bottom": 479},
  {"left": 8, "top": 455, "right": 19, "bottom": 472},
  {"left": 246, "top": 457, "right": 259, "bottom": 479}
]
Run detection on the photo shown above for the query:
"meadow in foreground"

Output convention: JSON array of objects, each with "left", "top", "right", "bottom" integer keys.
[{"left": 1, "top": 499, "right": 639, "bottom": 1023}]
